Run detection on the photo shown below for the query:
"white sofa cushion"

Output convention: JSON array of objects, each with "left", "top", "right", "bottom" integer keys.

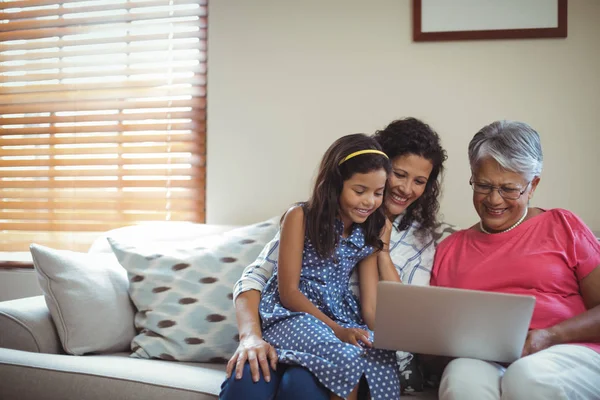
[
  {"left": 30, "top": 244, "right": 136, "bottom": 355},
  {"left": 108, "top": 217, "right": 279, "bottom": 363}
]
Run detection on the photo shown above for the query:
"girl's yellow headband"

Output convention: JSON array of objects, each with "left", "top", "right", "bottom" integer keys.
[{"left": 338, "top": 149, "right": 389, "bottom": 166}]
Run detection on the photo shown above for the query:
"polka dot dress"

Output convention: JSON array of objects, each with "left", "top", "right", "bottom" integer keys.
[{"left": 259, "top": 222, "right": 401, "bottom": 399}]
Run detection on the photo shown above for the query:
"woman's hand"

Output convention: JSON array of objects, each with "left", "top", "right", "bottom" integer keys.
[
  {"left": 521, "top": 328, "right": 557, "bottom": 357},
  {"left": 334, "top": 326, "right": 373, "bottom": 348},
  {"left": 226, "top": 333, "right": 278, "bottom": 382}
]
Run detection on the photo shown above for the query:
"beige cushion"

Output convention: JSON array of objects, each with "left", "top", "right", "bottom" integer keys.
[
  {"left": 0, "top": 348, "right": 224, "bottom": 400},
  {"left": 30, "top": 244, "right": 136, "bottom": 355}
]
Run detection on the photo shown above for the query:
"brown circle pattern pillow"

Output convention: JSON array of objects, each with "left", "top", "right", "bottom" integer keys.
[{"left": 108, "top": 217, "right": 279, "bottom": 363}]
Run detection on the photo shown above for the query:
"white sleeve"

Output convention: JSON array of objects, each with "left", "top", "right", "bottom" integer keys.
[{"left": 232, "top": 231, "right": 280, "bottom": 301}]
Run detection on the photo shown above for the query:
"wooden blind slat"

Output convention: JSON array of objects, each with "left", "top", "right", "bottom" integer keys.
[
  {"left": 1, "top": 122, "right": 200, "bottom": 136},
  {"left": 0, "top": 86, "right": 206, "bottom": 105},
  {"left": 0, "top": 219, "right": 205, "bottom": 233},
  {"left": 0, "top": 111, "right": 203, "bottom": 126},
  {"left": 0, "top": 19, "right": 206, "bottom": 42},
  {"left": 0, "top": 188, "right": 200, "bottom": 200},
  {"left": 0, "top": 97, "right": 205, "bottom": 114},
  {"left": 0, "top": 39, "right": 206, "bottom": 63},
  {"left": 0, "top": 167, "right": 200, "bottom": 179},
  {"left": 2, "top": 8, "right": 207, "bottom": 33},
  {"left": 0, "top": 132, "right": 199, "bottom": 145},
  {"left": 0, "top": 65, "right": 206, "bottom": 85},
  {"left": 0, "top": 210, "right": 197, "bottom": 222},
  {"left": 0, "top": 142, "right": 201, "bottom": 157},
  {"left": 0, "top": 0, "right": 207, "bottom": 10},
  {"left": 1, "top": 53, "right": 206, "bottom": 74},
  {"left": 0, "top": 198, "right": 197, "bottom": 211},
  {"left": 0, "top": 178, "right": 202, "bottom": 189},
  {"left": 0, "top": 77, "right": 206, "bottom": 96},
  {"left": 2, "top": 0, "right": 204, "bottom": 20},
  {"left": 0, "top": 155, "right": 204, "bottom": 168},
  {"left": 0, "top": 29, "right": 205, "bottom": 52}
]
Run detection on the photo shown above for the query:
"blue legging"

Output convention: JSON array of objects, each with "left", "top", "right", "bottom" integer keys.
[{"left": 219, "top": 363, "right": 329, "bottom": 400}]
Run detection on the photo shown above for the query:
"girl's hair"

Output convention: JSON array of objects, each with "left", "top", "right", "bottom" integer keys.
[
  {"left": 373, "top": 118, "right": 447, "bottom": 234},
  {"left": 304, "top": 133, "right": 391, "bottom": 259}
]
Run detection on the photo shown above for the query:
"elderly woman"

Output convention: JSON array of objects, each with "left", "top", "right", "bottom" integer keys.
[
  {"left": 220, "top": 117, "right": 448, "bottom": 399},
  {"left": 431, "top": 120, "right": 600, "bottom": 400}
]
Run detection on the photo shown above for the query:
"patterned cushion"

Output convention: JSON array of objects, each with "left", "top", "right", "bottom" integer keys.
[{"left": 108, "top": 217, "right": 279, "bottom": 363}]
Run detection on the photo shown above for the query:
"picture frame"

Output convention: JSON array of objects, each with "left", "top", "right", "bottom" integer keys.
[{"left": 413, "top": 0, "right": 568, "bottom": 42}]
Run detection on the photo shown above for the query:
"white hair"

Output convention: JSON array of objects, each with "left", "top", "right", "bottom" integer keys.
[{"left": 468, "top": 120, "right": 543, "bottom": 181}]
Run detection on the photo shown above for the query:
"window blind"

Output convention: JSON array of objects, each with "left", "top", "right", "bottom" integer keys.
[{"left": 0, "top": 0, "right": 207, "bottom": 252}]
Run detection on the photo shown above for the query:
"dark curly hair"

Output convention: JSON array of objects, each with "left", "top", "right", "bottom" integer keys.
[{"left": 372, "top": 118, "right": 447, "bottom": 234}]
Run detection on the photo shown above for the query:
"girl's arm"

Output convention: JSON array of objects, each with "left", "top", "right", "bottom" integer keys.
[
  {"left": 277, "top": 206, "right": 342, "bottom": 334},
  {"left": 278, "top": 207, "right": 369, "bottom": 347},
  {"left": 358, "top": 252, "right": 380, "bottom": 330}
]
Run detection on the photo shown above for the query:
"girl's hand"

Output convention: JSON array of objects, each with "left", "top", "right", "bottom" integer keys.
[
  {"left": 521, "top": 328, "right": 557, "bottom": 357},
  {"left": 334, "top": 326, "right": 373, "bottom": 348}
]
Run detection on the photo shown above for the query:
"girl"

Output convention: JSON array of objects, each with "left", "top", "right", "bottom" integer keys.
[{"left": 258, "top": 134, "right": 401, "bottom": 400}]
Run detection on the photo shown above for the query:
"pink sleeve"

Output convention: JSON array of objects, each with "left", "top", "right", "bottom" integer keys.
[{"left": 563, "top": 210, "right": 600, "bottom": 281}]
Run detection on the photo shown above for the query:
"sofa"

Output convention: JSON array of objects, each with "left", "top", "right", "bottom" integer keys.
[{"left": 0, "top": 219, "right": 446, "bottom": 400}]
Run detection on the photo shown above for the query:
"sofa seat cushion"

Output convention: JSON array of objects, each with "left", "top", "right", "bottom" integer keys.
[
  {"left": 0, "top": 348, "right": 225, "bottom": 400},
  {"left": 0, "top": 348, "right": 440, "bottom": 399}
]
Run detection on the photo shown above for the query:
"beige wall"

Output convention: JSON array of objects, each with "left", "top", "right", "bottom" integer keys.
[{"left": 206, "top": 0, "right": 600, "bottom": 230}]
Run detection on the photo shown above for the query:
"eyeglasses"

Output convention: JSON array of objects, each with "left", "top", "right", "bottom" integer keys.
[{"left": 469, "top": 179, "right": 530, "bottom": 200}]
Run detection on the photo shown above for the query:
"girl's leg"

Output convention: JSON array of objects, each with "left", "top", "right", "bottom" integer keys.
[
  {"left": 330, "top": 385, "right": 359, "bottom": 400},
  {"left": 219, "top": 363, "right": 282, "bottom": 400},
  {"left": 275, "top": 365, "right": 329, "bottom": 400},
  {"left": 438, "top": 358, "right": 504, "bottom": 400}
]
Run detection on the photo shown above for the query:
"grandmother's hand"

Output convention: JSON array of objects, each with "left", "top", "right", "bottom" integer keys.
[
  {"left": 521, "top": 328, "right": 557, "bottom": 357},
  {"left": 226, "top": 334, "right": 278, "bottom": 382}
]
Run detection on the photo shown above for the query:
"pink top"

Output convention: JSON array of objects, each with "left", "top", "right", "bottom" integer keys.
[{"left": 431, "top": 208, "right": 600, "bottom": 354}]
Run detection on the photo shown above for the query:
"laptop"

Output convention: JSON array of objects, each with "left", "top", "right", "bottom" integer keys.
[{"left": 373, "top": 282, "right": 536, "bottom": 363}]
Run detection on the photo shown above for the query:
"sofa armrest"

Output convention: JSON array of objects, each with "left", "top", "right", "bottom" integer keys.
[{"left": 0, "top": 296, "right": 63, "bottom": 354}]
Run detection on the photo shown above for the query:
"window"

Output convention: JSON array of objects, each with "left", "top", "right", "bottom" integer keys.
[{"left": 0, "top": 0, "right": 207, "bottom": 252}]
